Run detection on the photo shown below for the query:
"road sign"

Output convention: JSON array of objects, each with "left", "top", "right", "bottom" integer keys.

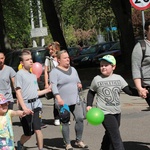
[
  {"left": 130, "top": 0, "right": 150, "bottom": 10},
  {"left": 31, "top": 27, "right": 48, "bottom": 38}
]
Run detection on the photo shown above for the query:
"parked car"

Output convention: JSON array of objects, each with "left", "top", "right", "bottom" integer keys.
[
  {"left": 67, "top": 47, "right": 81, "bottom": 60},
  {"left": 72, "top": 42, "right": 116, "bottom": 67},
  {"left": 5, "top": 47, "right": 49, "bottom": 90},
  {"left": 93, "top": 41, "right": 122, "bottom": 65}
]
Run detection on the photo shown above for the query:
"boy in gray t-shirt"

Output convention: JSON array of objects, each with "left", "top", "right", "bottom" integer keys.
[
  {"left": 87, "top": 55, "right": 139, "bottom": 150},
  {"left": 15, "top": 50, "right": 51, "bottom": 150}
]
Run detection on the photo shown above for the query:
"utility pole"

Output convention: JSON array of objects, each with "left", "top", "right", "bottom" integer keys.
[{"left": 30, "top": 0, "right": 37, "bottom": 47}]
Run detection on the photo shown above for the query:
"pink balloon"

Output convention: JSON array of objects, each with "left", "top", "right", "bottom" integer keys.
[{"left": 32, "top": 62, "right": 43, "bottom": 78}]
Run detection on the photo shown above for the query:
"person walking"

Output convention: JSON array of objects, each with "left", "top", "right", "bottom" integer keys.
[
  {"left": 132, "top": 21, "right": 150, "bottom": 107},
  {"left": 50, "top": 50, "right": 88, "bottom": 150},
  {"left": 87, "top": 55, "right": 140, "bottom": 150},
  {"left": 14, "top": 50, "right": 51, "bottom": 150},
  {"left": 44, "top": 41, "right": 61, "bottom": 126},
  {"left": 0, "top": 52, "right": 16, "bottom": 110}
]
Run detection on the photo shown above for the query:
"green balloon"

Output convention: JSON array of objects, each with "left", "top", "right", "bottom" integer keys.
[{"left": 86, "top": 107, "right": 104, "bottom": 126}]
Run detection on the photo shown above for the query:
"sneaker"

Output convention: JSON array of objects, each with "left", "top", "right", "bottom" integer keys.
[
  {"left": 68, "top": 121, "right": 71, "bottom": 125},
  {"left": 75, "top": 141, "right": 88, "bottom": 148},
  {"left": 41, "top": 122, "right": 47, "bottom": 129},
  {"left": 54, "top": 119, "right": 60, "bottom": 126},
  {"left": 66, "top": 144, "right": 73, "bottom": 150},
  {"left": 17, "top": 141, "right": 24, "bottom": 150}
]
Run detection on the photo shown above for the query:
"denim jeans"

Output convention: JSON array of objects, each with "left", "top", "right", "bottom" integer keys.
[
  {"left": 61, "top": 103, "right": 84, "bottom": 144},
  {"left": 101, "top": 113, "right": 125, "bottom": 150}
]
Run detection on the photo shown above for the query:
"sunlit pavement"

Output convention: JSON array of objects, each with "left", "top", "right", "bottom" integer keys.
[{"left": 13, "top": 89, "right": 150, "bottom": 150}]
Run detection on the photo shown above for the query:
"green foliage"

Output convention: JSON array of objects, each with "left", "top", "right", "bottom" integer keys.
[
  {"left": 132, "top": 8, "right": 150, "bottom": 38},
  {"left": 1, "top": 0, "right": 117, "bottom": 49},
  {"left": 54, "top": 0, "right": 117, "bottom": 46},
  {"left": 2, "top": 0, "right": 31, "bottom": 49}
]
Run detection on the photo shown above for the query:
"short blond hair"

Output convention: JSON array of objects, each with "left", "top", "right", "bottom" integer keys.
[{"left": 56, "top": 50, "right": 68, "bottom": 59}]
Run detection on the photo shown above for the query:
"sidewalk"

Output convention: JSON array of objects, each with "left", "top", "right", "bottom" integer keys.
[{"left": 13, "top": 91, "right": 150, "bottom": 150}]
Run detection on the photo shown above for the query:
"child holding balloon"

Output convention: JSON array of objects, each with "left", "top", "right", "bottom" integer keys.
[{"left": 86, "top": 55, "right": 144, "bottom": 150}]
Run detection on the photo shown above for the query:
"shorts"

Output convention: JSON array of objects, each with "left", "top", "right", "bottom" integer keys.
[{"left": 20, "top": 107, "right": 42, "bottom": 136}]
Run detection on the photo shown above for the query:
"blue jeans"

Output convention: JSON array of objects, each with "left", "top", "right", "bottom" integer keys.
[{"left": 101, "top": 114, "right": 125, "bottom": 150}]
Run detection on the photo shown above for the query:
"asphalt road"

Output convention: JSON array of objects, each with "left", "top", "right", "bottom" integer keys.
[{"left": 12, "top": 89, "right": 150, "bottom": 150}]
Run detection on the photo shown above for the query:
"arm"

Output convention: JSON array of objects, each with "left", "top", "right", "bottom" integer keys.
[
  {"left": 122, "top": 85, "right": 139, "bottom": 96},
  {"left": 11, "top": 110, "right": 26, "bottom": 118},
  {"left": 87, "top": 89, "right": 96, "bottom": 111},
  {"left": 55, "top": 94, "right": 64, "bottom": 106},
  {"left": 11, "top": 76, "right": 15, "bottom": 90},
  {"left": 37, "top": 86, "right": 51, "bottom": 96},
  {"left": 15, "top": 88, "right": 33, "bottom": 115},
  {"left": 44, "top": 65, "right": 49, "bottom": 88}
]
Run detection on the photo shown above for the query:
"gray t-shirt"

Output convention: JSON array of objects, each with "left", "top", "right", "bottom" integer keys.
[
  {"left": 90, "top": 74, "right": 128, "bottom": 115},
  {"left": 14, "top": 69, "right": 42, "bottom": 110},
  {"left": 132, "top": 40, "right": 150, "bottom": 86},
  {"left": 50, "top": 66, "right": 81, "bottom": 106},
  {"left": 0, "top": 65, "right": 16, "bottom": 102}
]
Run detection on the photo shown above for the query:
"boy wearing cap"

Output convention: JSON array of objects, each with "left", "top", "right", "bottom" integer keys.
[
  {"left": 0, "top": 93, "right": 26, "bottom": 150},
  {"left": 86, "top": 55, "right": 140, "bottom": 150}
]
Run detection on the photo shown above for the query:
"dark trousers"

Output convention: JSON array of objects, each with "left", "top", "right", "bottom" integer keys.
[
  {"left": 145, "top": 97, "right": 150, "bottom": 106},
  {"left": 101, "top": 114, "right": 125, "bottom": 150},
  {"left": 142, "top": 86, "right": 150, "bottom": 106},
  {"left": 54, "top": 103, "right": 59, "bottom": 119}
]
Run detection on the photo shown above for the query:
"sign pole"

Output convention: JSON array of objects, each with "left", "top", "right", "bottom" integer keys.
[{"left": 141, "top": 10, "right": 145, "bottom": 39}]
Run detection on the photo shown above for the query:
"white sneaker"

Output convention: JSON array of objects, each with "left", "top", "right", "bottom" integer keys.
[{"left": 54, "top": 119, "right": 60, "bottom": 126}]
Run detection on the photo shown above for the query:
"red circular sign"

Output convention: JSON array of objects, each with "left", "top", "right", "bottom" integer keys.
[{"left": 130, "top": 0, "right": 150, "bottom": 10}]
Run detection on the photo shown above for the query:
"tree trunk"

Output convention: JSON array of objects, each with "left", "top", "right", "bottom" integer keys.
[
  {"left": 111, "top": 0, "right": 135, "bottom": 70},
  {"left": 41, "top": 0, "right": 67, "bottom": 50},
  {"left": 0, "top": 0, "right": 7, "bottom": 54}
]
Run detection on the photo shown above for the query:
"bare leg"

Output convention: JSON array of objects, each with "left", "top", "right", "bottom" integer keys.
[
  {"left": 20, "top": 134, "right": 31, "bottom": 144},
  {"left": 35, "top": 130, "right": 43, "bottom": 150}
]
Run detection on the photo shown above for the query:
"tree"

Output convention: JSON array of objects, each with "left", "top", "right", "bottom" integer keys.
[
  {"left": 41, "top": 0, "right": 67, "bottom": 50},
  {"left": 132, "top": 9, "right": 150, "bottom": 37},
  {"left": 2, "top": 0, "right": 31, "bottom": 49},
  {"left": 110, "top": 0, "right": 135, "bottom": 70},
  {"left": 0, "top": 0, "right": 7, "bottom": 53}
]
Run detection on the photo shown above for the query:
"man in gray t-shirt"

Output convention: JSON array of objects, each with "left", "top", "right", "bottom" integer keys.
[{"left": 0, "top": 52, "right": 16, "bottom": 109}]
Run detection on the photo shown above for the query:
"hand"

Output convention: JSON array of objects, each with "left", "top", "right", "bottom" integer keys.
[
  {"left": 138, "top": 88, "right": 149, "bottom": 99},
  {"left": 45, "top": 84, "right": 49, "bottom": 89},
  {"left": 77, "top": 83, "right": 82, "bottom": 90},
  {"left": 86, "top": 106, "right": 92, "bottom": 111},
  {"left": 23, "top": 108, "right": 34, "bottom": 115},
  {"left": 20, "top": 111, "right": 26, "bottom": 118},
  {"left": 57, "top": 99, "right": 64, "bottom": 106},
  {"left": 46, "top": 85, "right": 52, "bottom": 93}
]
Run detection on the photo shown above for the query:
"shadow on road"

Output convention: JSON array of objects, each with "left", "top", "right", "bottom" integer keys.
[
  {"left": 124, "top": 141, "right": 150, "bottom": 150},
  {"left": 43, "top": 138, "right": 64, "bottom": 149}
]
